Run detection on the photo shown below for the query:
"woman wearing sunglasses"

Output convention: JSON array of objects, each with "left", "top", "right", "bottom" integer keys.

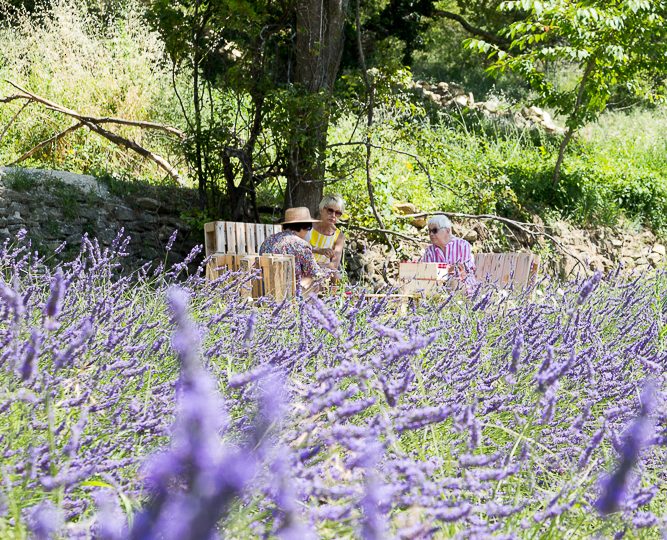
[
  {"left": 305, "top": 194, "right": 346, "bottom": 274},
  {"left": 422, "top": 215, "right": 478, "bottom": 295},
  {"left": 259, "top": 207, "right": 324, "bottom": 293}
]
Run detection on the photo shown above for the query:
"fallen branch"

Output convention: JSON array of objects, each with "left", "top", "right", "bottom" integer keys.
[
  {"left": 0, "top": 100, "right": 30, "bottom": 145},
  {"left": 398, "top": 211, "right": 587, "bottom": 271},
  {"left": 2, "top": 82, "right": 185, "bottom": 139},
  {"left": 341, "top": 223, "right": 423, "bottom": 246},
  {"left": 2, "top": 81, "right": 186, "bottom": 185},
  {"left": 9, "top": 122, "right": 84, "bottom": 165}
]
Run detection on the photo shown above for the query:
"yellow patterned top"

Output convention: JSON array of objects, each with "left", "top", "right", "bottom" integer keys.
[{"left": 305, "top": 228, "right": 340, "bottom": 264}]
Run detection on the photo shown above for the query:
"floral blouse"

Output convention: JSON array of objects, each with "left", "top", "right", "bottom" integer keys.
[{"left": 259, "top": 230, "right": 321, "bottom": 282}]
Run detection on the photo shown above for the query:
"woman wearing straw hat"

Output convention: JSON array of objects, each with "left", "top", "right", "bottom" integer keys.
[{"left": 259, "top": 207, "right": 324, "bottom": 293}]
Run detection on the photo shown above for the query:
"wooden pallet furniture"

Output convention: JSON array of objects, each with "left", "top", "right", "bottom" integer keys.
[
  {"left": 474, "top": 252, "right": 540, "bottom": 289},
  {"left": 204, "top": 221, "right": 296, "bottom": 301},
  {"left": 206, "top": 253, "right": 296, "bottom": 301},
  {"left": 399, "top": 252, "right": 540, "bottom": 295},
  {"left": 204, "top": 221, "right": 282, "bottom": 256}
]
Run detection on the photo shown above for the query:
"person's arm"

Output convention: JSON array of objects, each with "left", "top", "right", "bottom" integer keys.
[
  {"left": 331, "top": 231, "right": 345, "bottom": 268},
  {"left": 299, "top": 243, "right": 323, "bottom": 279}
]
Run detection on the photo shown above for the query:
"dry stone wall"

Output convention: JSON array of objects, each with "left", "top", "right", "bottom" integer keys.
[
  {"left": 0, "top": 167, "right": 199, "bottom": 270},
  {"left": 409, "top": 80, "right": 564, "bottom": 134}
]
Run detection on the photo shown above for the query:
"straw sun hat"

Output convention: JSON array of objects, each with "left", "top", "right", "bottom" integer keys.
[{"left": 280, "top": 207, "right": 320, "bottom": 225}]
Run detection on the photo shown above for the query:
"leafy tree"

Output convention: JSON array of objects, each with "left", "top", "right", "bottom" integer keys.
[
  {"left": 145, "top": 0, "right": 352, "bottom": 217},
  {"left": 467, "top": 0, "right": 667, "bottom": 185}
]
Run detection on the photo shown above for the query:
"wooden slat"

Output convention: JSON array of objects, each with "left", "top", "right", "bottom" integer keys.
[
  {"left": 204, "top": 221, "right": 227, "bottom": 256},
  {"left": 245, "top": 223, "right": 257, "bottom": 254},
  {"left": 255, "top": 224, "right": 266, "bottom": 252},
  {"left": 235, "top": 223, "right": 247, "bottom": 254},
  {"left": 514, "top": 253, "right": 532, "bottom": 288},
  {"left": 239, "top": 255, "right": 259, "bottom": 298},
  {"left": 259, "top": 255, "right": 273, "bottom": 298},
  {"left": 225, "top": 222, "right": 236, "bottom": 253},
  {"left": 272, "top": 257, "right": 286, "bottom": 301}
]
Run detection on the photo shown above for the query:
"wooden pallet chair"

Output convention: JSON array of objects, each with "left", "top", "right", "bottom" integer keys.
[
  {"left": 398, "top": 253, "right": 540, "bottom": 296},
  {"left": 204, "top": 221, "right": 296, "bottom": 301},
  {"left": 474, "top": 252, "right": 540, "bottom": 290}
]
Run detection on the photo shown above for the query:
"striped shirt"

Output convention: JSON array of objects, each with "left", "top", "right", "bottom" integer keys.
[
  {"left": 422, "top": 237, "right": 478, "bottom": 295},
  {"left": 305, "top": 228, "right": 340, "bottom": 264},
  {"left": 422, "top": 237, "right": 475, "bottom": 270}
]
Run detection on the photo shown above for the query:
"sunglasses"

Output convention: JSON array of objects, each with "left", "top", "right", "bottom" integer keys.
[
  {"left": 324, "top": 207, "right": 343, "bottom": 217},
  {"left": 428, "top": 227, "right": 441, "bottom": 235},
  {"left": 300, "top": 224, "right": 313, "bottom": 231}
]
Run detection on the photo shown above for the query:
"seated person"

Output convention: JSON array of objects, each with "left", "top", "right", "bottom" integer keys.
[
  {"left": 422, "top": 215, "right": 478, "bottom": 295},
  {"left": 259, "top": 207, "right": 323, "bottom": 293},
  {"left": 305, "top": 194, "right": 346, "bottom": 276}
]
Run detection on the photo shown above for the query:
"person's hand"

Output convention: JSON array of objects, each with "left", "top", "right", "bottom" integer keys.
[{"left": 315, "top": 247, "right": 335, "bottom": 259}]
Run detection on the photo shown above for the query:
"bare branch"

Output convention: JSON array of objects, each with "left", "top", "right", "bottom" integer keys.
[
  {"left": 0, "top": 100, "right": 31, "bottom": 145},
  {"left": 9, "top": 122, "right": 84, "bottom": 165},
  {"left": 341, "top": 223, "right": 423, "bottom": 246},
  {"left": 398, "top": 211, "right": 587, "bottom": 270},
  {"left": 2, "top": 81, "right": 186, "bottom": 185},
  {"left": 2, "top": 81, "right": 185, "bottom": 138},
  {"left": 432, "top": 10, "right": 511, "bottom": 50}
]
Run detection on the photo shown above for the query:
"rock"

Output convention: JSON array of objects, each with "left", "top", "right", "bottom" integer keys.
[
  {"left": 437, "top": 81, "right": 449, "bottom": 92},
  {"left": 112, "top": 205, "right": 135, "bottom": 222},
  {"left": 453, "top": 94, "right": 469, "bottom": 107},
  {"left": 648, "top": 252, "right": 662, "bottom": 266},
  {"left": 393, "top": 202, "right": 418, "bottom": 215},
  {"left": 611, "top": 238, "right": 623, "bottom": 248},
  {"left": 135, "top": 197, "right": 161, "bottom": 212},
  {"left": 429, "top": 93, "right": 442, "bottom": 104},
  {"left": 483, "top": 98, "right": 500, "bottom": 113},
  {"left": 463, "top": 229, "right": 478, "bottom": 243},
  {"left": 411, "top": 217, "right": 427, "bottom": 229},
  {"left": 652, "top": 243, "right": 666, "bottom": 256}
]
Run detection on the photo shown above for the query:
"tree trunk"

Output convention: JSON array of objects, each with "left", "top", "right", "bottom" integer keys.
[
  {"left": 552, "top": 56, "right": 596, "bottom": 187},
  {"left": 286, "top": 0, "right": 348, "bottom": 213}
]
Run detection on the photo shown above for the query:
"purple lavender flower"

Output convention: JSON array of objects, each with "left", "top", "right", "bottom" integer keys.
[
  {"left": 43, "top": 269, "right": 65, "bottom": 330},
  {"left": 165, "top": 230, "right": 178, "bottom": 252},
  {"left": 26, "top": 500, "right": 63, "bottom": 540},
  {"left": 20, "top": 330, "right": 41, "bottom": 382},
  {"left": 594, "top": 383, "right": 656, "bottom": 515},
  {"left": 509, "top": 331, "right": 523, "bottom": 374},
  {"left": 577, "top": 271, "right": 601, "bottom": 305},
  {"left": 93, "top": 490, "right": 127, "bottom": 540}
]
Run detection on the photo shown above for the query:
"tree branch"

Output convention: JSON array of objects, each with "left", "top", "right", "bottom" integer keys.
[
  {"left": 9, "top": 122, "right": 84, "bottom": 165},
  {"left": 2, "top": 81, "right": 186, "bottom": 185},
  {"left": 397, "top": 211, "right": 588, "bottom": 271},
  {"left": 432, "top": 10, "right": 511, "bottom": 50},
  {"left": 0, "top": 100, "right": 30, "bottom": 145},
  {"left": 2, "top": 83, "right": 185, "bottom": 138},
  {"left": 341, "top": 223, "right": 423, "bottom": 246}
]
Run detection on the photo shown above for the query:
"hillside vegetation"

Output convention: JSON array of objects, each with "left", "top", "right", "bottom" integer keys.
[{"left": 0, "top": 0, "right": 666, "bottom": 234}]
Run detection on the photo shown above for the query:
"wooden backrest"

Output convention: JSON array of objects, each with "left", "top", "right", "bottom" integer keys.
[
  {"left": 204, "top": 221, "right": 283, "bottom": 256},
  {"left": 474, "top": 252, "right": 540, "bottom": 289},
  {"left": 206, "top": 253, "right": 296, "bottom": 301}
]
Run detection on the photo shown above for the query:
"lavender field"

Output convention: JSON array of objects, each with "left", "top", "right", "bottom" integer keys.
[{"left": 0, "top": 230, "right": 665, "bottom": 539}]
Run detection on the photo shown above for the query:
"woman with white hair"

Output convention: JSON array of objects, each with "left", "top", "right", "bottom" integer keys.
[
  {"left": 305, "top": 194, "right": 346, "bottom": 272},
  {"left": 422, "top": 215, "right": 477, "bottom": 294}
]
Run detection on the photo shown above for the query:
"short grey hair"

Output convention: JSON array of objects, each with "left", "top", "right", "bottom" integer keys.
[
  {"left": 428, "top": 215, "right": 452, "bottom": 230},
  {"left": 319, "top": 194, "right": 345, "bottom": 213}
]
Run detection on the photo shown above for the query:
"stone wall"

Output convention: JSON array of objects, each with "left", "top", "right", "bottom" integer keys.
[
  {"left": 0, "top": 167, "right": 199, "bottom": 270},
  {"left": 2, "top": 167, "right": 664, "bottom": 287}
]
